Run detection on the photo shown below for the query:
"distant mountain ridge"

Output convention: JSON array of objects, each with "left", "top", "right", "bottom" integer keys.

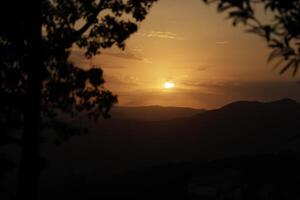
[
  {"left": 109, "top": 98, "right": 299, "bottom": 121},
  {"left": 218, "top": 98, "right": 299, "bottom": 112},
  {"left": 44, "top": 98, "right": 300, "bottom": 180},
  {"left": 189, "top": 98, "right": 300, "bottom": 122},
  {"left": 110, "top": 105, "right": 205, "bottom": 121}
]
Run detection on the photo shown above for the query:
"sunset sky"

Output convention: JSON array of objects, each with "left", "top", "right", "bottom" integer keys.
[{"left": 71, "top": 0, "right": 300, "bottom": 109}]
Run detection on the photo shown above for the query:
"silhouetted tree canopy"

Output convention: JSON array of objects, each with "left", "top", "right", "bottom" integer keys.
[
  {"left": 1, "top": 0, "right": 157, "bottom": 131},
  {"left": 0, "top": 0, "right": 157, "bottom": 199},
  {"left": 203, "top": 0, "right": 300, "bottom": 76}
]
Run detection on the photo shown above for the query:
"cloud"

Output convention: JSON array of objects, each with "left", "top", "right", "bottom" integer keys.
[
  {"left": 69, "top": 49, "right": 131, "bottom": 69},
  {"left": 131, "top": 47, "right": 143, "bottom": 52},
  {"left": 101, "top": 52, "right": 143, "bottom": 61},
  {"left": 69, "top": 49, "right": 94, "bottom": 69},
  {"left": 138, "top": 31, "right": 183, "bottom": 40},
  {"left": 198, "top": 66, "right": 208, "bottom": 71},
  {"left": 215, "top": 41, "right": 229, "bottom": 45},
  {"left": 101, "top": 64, "right": 126, "bottom": 69},
  {"left": 181, "top": 80, "right": 300, "bottom": 102},
  {"left": 101, "top": 51, "right": 152, "bottom": 64},
  {"left": 104, "top": 75, "right": 140, "bottom": 87}
]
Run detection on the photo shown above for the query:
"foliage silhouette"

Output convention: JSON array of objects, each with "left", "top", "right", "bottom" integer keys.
[
  {"left": 0, "top": 0, "right": 157, "bottom": 199},
  {"left": 203, "top": 0, "right": 300, "bottom": 76}
]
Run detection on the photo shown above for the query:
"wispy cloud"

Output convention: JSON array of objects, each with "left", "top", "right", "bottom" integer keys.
[
  {"left": 101, "top": 64, "right": 126, "bottom": 69},
  {"left": 138, "top": 31, "right": 183, "bottom": 40},
  {"left": 181, "top": 80, "right": 300, "bottom": 101},
  {"left": 101, "top": 52, "right": 143, "bottom": 61},
  {"left": 181, "top": 80, "right": 223, "bottom": 88},
  {"left": 105, "top": 74, "right": 140, "bottom": 86},
  {"left": 198, "top": 66, "right": 208, "bottom": 71},
  {"left": 215, "top": 41, "right": 229, "bottom": 45},
  {"left": 131, "top": 47, "right": 143, "bottom": 52},
  {"left": 69, "top": 49, "right": 94, "bottom": 69},
  {"left": 101, "top": 51, "right": 152, "bottom": 64}
]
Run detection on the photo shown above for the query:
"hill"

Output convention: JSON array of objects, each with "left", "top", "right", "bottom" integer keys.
[
  {"left": 31, "top": 98, "right": 300, "bottom": 199},
  {"left": 42, "top": 98, "right": 300, "bottom": 177},
  {"left": 109, "top": 105, "right": 204, "bottom": 121}
]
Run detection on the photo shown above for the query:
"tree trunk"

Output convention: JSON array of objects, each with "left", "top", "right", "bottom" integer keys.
[{"left": 16, "top": 1, "right": 43, "bottom": 199}]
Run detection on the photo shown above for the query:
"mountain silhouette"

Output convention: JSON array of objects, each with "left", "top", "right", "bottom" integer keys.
[
  {"left": 35, "top": 99, "right": 300, "bottom": 199},
  {"left": 214, "top": 98, "right": 299, "bottom": 115},
  {"left": 41, "top": 99, "right": 300, "bottom": 175},
  {"left": 110, "top": 105, "right": 204, "bottom": 121}
]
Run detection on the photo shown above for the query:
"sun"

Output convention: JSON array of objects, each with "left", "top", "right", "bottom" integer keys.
[{"left": 164, "top": 81, "right": 175, "bottom": 89}]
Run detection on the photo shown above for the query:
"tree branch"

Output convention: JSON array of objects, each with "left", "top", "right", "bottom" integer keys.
[{"left": 75, "top": 0, "right": 106, "bottom": 38}]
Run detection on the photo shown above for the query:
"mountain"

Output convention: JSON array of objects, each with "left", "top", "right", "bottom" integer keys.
[
  {"left": 36, "top": 98, "right": 300, "bottom": 199},
  {"left": 109, "top": 105, "right": 204, "bottom": 121},
  {"left": 42, "top": 99, "right": 300, "bottom": 178}
]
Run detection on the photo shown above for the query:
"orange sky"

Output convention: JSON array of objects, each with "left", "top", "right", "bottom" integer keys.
[{"left": 71, "top": 0, "right": 300, "bottom": 109}]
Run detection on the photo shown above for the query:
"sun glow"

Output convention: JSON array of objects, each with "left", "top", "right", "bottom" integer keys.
[{"left": 164, "top": 81, "right": 175, "bottom": 89}]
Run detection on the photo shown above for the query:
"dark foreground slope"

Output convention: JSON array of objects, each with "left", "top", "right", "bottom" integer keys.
[{"left": 98, "top": 152, "right": 300, "bottom": 200}]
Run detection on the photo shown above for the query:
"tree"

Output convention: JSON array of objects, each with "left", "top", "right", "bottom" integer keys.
[
  {"left": 0, "top": 0, "right": 157, "bottom": 199},
  {"left": 203, "top": 0, "right": 300, "bottom": 76}
]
